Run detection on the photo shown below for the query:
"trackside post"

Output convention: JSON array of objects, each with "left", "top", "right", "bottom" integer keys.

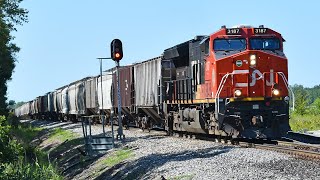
[{"left": 111, "top": 39, "right": 125, "bottom": 140}]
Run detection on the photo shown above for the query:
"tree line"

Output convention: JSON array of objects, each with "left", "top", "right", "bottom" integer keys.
[{"left": 292, "top": 84, "right": 320, "bottom": 116}]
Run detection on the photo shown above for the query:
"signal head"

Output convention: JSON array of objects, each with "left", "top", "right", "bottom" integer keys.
[{"left": 111, "top": 39, "right": 123, "bottom": 61}]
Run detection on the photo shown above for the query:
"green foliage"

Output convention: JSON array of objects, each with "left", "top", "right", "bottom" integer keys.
[
  {"left": 0, "top": 156, "right": 63, "bottom": 180},
  {"left": 47, "top": 128, "right": 77, "bottom": 143},
  {"left": 7, "top": 100, "right": 25, "bottom": 111},
  {"left": 0, "top": 115, "right": 23, "bottom": 163},
  {"left": 170, "top": 174, "right": 195, "bottom": 180},
  {"left": 11, "top": 124, "right": 43, "bottom": 144},
  {"left": 100, "top": 148, "right": 133, "bottom": 167},
  {"left": 289, "top": 85, "right": 320, "bottom": 131},
  {"left": 290, "top": 114, "right": 320, "bottom": 132},
  {"left": 291, "top": 84, "right": 320, "bottom": 114},
  {"left": 305, "top": 85, "right": 320, "bottom": 104},
  {"left": 308, "top": 97, "right": 320, "bottom": 115},
  {"left": 8, "top": 100, "right": 15, "bottom": 106},
  {"left": 291, "top": 84, "right": 309, "bottom": 115},
  {"left": 0, "top": 115, "right": 62, "bottom": 179},
  {"left": 0, "top": 0, "right": 28, "bottom": 115},
  {"left": 7, "top": 112, "right": 19, "bottom": 127}
]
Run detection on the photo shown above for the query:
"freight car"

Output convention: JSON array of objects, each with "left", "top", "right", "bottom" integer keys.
[{"left": 15, "top": 25, "right": 293, "bottom": 139}]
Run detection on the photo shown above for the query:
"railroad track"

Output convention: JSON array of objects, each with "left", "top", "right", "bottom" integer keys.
[
  {"left": 239, "top": 141, "right": 320, "bottom": 161},
  {"left": 169, "top": 131, "right": 320, "bottom": 161},
  {"left": 92, "top": 122, "right": 320, "bottom": 161},
  {"left": 284, "top": 131, "right": 320, "bottom": 144},
  {"left": 131, "top": 128, "right": 320, "bottom": 161}
]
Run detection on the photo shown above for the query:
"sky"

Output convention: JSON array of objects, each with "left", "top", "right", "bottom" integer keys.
[{"left": 7, "top": 0, "right": 320, "bottom": 102}]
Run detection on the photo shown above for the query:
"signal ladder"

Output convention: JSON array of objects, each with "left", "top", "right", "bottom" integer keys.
[{"left": 81, "top": 115, "right": 114, "bottom": 156}]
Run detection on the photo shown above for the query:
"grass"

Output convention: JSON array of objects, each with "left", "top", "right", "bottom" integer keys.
[
  {"left": 1, "top": 120, "right": 63, "bottom": 180},
  {"left": 170, "top": 174, "right": 195, "bottom": 180},
  {"left": 101, "top": 148, "right": 133, "bottom": 167},
  {"left": 47, "top": 128, "right": 77, "bottom": 143},
  {"left": 1, "top": 156, "right": 63, "bottom": 180},
  {"left": 90, "top": 148, "right": 134, "bottom": 178},
  {"left": 290, "top": 114, "right": 320, "bottom": 132},
  {"left": 11, "top": 125, "right": 44, "bottom": 143}
]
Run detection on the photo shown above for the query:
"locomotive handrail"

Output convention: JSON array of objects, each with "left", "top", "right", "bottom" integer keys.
[
  {"left": 215, "top": 70, "right": 251, "bottom": 119},
  {"left": 277, "top": 72, "right": 295, "bottom": 111},
  {"left": 262, "top": 71, "right": 295, "bottom": 111},
  {"left": 215, "top": 73, "right": 231, "bottom": 119}
]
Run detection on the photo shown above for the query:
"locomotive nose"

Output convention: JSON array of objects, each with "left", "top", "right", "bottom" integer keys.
[{"left": 231, "top": 51, "right": 284, "bottom": 98}]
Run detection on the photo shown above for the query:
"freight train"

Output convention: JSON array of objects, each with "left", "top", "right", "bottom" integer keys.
[{"left": 15, "top": 25, "right": 294, "bottom": 139}]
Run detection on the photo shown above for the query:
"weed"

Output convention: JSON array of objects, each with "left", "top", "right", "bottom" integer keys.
[
  {"left": 170, "top": 174, "right": 195, "bottom": 180},
  {"left": 0, "top": 156, "right": 63, "bottom": 180},
  {"left": 290, "top": 114, "right": 320, "bottom": 132},
  {"left": 11, "top": 125, "right": 43, "bottom": 143},
  {"left": 47, "top": 128, "right": 77, "bottom": 143},
  {"left": 0, "top": 116, "right": 62, "bottom": 179},
  {"left": 92, "top": 148, "right": 134, "bottom": 178},
  {"left": 101, "top": 148, "right": 133, "bottom": 167}
]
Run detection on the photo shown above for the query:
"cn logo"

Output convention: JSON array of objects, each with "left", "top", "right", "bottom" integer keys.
[
  {"left": 235, "top": 69, "right": 274, "bottom": 87},
  {"left": 265, "top": 69, "right": 274, "bottom": 86}
]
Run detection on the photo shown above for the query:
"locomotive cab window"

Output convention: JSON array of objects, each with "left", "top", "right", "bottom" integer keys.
[
  {"left": 213, "top": 38, "right": 246, "bottom": 51},
  {"left": 250, "top": 38, "right": 280, "bottom": 50}
]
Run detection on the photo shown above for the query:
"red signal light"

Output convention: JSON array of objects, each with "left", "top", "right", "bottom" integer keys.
[{"left": 111, "top": 39, "right": 123, "bottom": 61}]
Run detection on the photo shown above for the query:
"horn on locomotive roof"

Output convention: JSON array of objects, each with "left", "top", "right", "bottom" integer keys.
[{"left": 231, "top": 25, "right": 254, "bottom": 28}]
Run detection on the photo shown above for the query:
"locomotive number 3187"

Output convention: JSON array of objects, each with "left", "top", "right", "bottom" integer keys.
[
  {"left": 254, "top": 28, "right": 267, "bottom": 34},
  {"left": 226, "top": 28, "right": 240, "bottom": 35}
]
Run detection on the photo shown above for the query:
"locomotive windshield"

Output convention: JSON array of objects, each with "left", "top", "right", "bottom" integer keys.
[
  {"left": 250, "top": 38, "right": 280, "bottom": 50},
  {"left": 214, "top": 38, "right": 246, "bottom": 51}
]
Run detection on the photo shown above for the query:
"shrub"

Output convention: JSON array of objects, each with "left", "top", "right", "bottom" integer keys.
[
  {"left": 0, "top": 157, "right": 62, "bottom": 180},
  {"left": 7, "top": 112, "right": 19, "bottom": 128},
  {"left": 0, "top": 116, "right": 23, "bottom": 163},
  {"left": 290, "top": 114, "right": 320, "bottom": 132},
  {"left": 0, "top": 115, "right": 62, "bottom": 179}
]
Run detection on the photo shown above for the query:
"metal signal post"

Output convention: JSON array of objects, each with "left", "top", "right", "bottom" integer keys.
[
  {"left": 115, "top": 60, "right": 124, "bottom": 140},
  {"left": 110, "top": 39, "right": 124, "bottom": 140}
]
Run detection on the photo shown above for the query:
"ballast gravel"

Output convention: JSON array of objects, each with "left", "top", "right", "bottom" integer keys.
[{"left": 25, "top": 120, "right": 320, "bottom": 180}]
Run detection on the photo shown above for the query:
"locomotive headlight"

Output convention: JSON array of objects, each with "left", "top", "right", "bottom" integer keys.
[
  {"left": 273, "top": 89, "right": 280, "bottom": 96},
  {"left": 235, "top": 89, "right": 242, "bottom": 97},
  {"left": 250, "top": 54, "right": 257, "bottom": 66}
]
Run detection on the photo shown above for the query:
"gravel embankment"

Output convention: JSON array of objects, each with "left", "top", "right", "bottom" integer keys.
[{"left": 24, "top": 120, "right": 320, "bottom": 180}]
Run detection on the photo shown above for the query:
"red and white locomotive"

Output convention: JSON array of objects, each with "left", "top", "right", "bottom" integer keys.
[{"left": 164, "top": 25, "right": 292, "bottom": 139}]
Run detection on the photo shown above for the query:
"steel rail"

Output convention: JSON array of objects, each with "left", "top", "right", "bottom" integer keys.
[
  {"left": 253, "top": 143, "right": 320, "bottom": 160},
  {"left": 238, "top": 141, "right": 320, "bottom": 161}
]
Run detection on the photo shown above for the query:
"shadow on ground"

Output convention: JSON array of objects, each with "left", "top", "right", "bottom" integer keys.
[
  {"left": 22, "top": 119, "right": 232, "bottom": 180},
  {"left": 96, "top": 146, "right": 233, "bottom": 180}
]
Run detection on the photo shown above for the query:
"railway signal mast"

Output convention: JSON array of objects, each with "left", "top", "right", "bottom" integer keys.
[{"left": 111, "top": 39, "right": 125, "bottom": 139}]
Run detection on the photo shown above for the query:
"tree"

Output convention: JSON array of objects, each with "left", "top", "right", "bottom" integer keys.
[
  {"left": 0, "top": 0, "right": 28, "bottom": 116},
  {"left": 309, "top": 97, "right": 320, "bottom": 115},
  {"left": 305, "top": 85, "right": 320, "bottom": 104},
  {"left": 6, "top": 99, "right": 15, "bottom": 110},
  {"left": 8, "top": 100, "right": 15, "bottom": 106},
  {"left": 292, "top": 84, "right": 309, "bottom": 115}
]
